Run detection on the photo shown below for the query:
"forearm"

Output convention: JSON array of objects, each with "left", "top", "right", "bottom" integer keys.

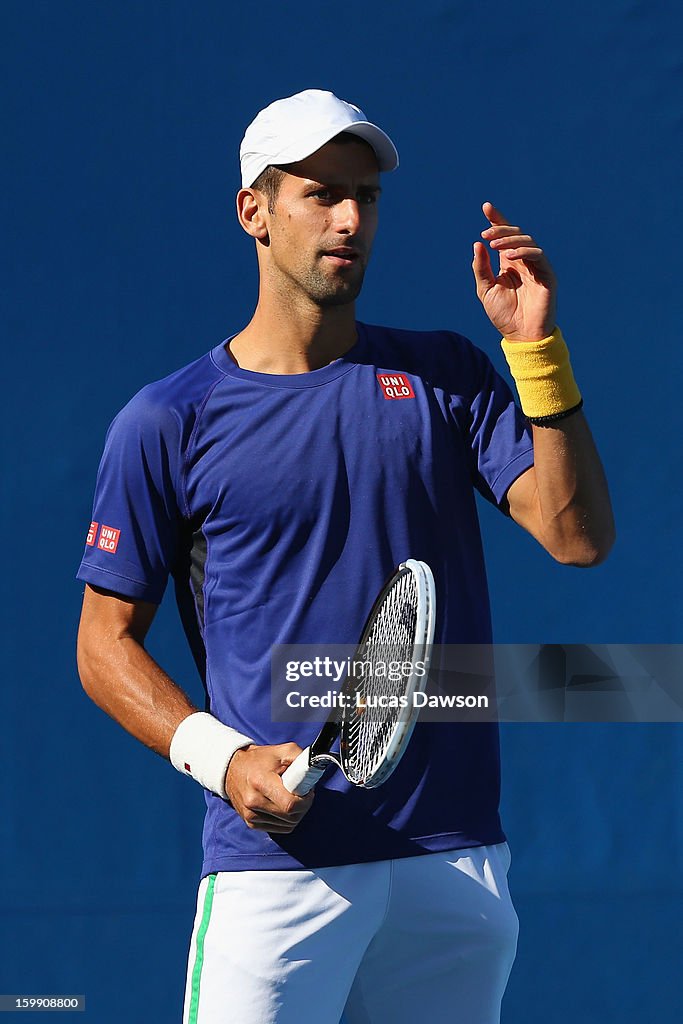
[
  {"left": 77, "top": 613, "right": 313, "bottom": 829},
  {"left": 77, "top": 628, "right": 197, "bottom": 758},
  {"left": 526, "top": 410, "right": 615, "bottom": 566}
]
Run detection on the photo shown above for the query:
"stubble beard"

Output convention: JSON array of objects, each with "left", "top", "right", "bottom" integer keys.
[{"left": 300, "top": 261, "right": 367, "bottom": 308}]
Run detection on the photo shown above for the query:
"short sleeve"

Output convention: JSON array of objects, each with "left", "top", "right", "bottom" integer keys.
[
  {"left": 448, "top": 334, "right": 534, "bottom": 508},
  {"left": 76, "top": 389, "right": 184, "bottom": 604}
]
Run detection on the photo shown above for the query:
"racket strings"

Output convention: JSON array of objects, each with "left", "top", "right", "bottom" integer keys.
[{"left": 343, "top": 572, "right": 420, "bottom": 784}]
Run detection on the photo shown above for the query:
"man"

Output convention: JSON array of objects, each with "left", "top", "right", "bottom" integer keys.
[{"left": 77, "top": 89, "right": 614, "bottom": 1023}]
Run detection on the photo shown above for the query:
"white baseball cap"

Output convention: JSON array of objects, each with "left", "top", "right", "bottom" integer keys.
[{"left": 239, "top": 89, "right": 399, "bottom": 188}]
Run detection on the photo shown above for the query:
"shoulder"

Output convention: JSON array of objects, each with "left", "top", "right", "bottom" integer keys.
[
  {"left": 359, "top": 321, "right": 496, "bottom": 390},
  {"left": 106, "top": 347, "right": 227, "bottom": 449}
]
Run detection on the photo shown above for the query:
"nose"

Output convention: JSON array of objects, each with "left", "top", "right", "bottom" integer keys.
[{"left": 334, "top": 198, "right": 361, "bottom": 235}]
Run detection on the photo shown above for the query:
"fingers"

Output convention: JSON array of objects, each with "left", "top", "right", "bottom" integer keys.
[
  {"left": 482, "top": 228, "right": 527, "bottom": 244},
  {"left": 493, "top": 240, "right": 545, "bottom": 261},
  {"left": 482, "top": 200, "right": 510, "bottom": 225},
  {"left": 481, "top": 217, "right": 546, "bottom": 263},
  {"left": 244, "top": 802, "right": 313, "bottom": 835},
  {"left": 242, "top": 787, "right": 314, "bottom": 833},
  {"left": 226, "top": 742, "right": 315, "bottom": 834},
  {"left": 471, "top": 241, "right": 496, "bottom": 296},
  {"left": 503, "top": 249, "right": 545, "bottom": 261}
]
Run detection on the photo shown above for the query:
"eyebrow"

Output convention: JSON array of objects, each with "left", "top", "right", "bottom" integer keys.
[{"left": 304, "top": 182, "right": 383, "bottom": 193}]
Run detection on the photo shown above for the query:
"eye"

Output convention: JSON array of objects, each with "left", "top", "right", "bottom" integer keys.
[
  {"left": 309, "top": 189, "right": 332, "bottom": 201},
  {"left": 357, "top": 191, "right": 378, "bottom": 205}
]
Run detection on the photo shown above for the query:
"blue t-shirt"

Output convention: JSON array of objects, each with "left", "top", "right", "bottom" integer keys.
[{"left": 77, "top": 321, "right": 534, "bottom": 873}]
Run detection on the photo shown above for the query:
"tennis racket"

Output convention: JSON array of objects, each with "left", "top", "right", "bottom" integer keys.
[{"left": 282, "top": 559, "right": 435, "bottom": 796}]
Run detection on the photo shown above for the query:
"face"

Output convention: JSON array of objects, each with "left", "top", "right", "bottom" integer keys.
[{"left": 258, "top": 138, "right": 381, "bottom": 307}]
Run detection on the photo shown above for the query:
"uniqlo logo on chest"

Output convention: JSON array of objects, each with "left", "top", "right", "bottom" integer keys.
[
  {"left": 97, "top": 525, "right": 120, "bottom": 553},
  {"left": 377, "top": 373, "right": 415, "bottom": 400}
]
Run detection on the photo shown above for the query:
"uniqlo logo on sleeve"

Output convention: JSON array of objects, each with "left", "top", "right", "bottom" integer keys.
[
  {"left": 376, "top": 373, "right": 415, "bottom": 400},
  {"left": 85, "top": 521, "right": 99, "bottom": 546},
  {"left": 97, "top": 525, "right": 120, "bottom": 553}
]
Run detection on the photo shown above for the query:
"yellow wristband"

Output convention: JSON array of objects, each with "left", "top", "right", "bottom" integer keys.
[{"left": 500, "top": 327, "right": 582, "bottom": 420}]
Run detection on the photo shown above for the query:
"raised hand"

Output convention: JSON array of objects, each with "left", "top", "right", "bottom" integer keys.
[{"left": 472, "top": 201, "right": 557, "bottom": 342}]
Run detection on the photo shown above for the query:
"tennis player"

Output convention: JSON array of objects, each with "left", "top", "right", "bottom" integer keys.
[{"left": 76, "top": 89, "right": 615, "bottom": 1023}]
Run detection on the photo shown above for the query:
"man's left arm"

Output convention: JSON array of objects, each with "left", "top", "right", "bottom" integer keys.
[
  {"left": 472, "top": 201, "right": 615, "bottom": 567},
  {"left": 505, "top": 413, "right": 615, "bottom": 566}
]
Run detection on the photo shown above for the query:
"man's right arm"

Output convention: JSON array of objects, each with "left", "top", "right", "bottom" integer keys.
[{"left": 76, "top": 584, "right": 313, "bottom": 832}]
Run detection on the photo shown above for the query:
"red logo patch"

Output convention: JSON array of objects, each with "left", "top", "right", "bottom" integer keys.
[
  {"left": 377, "top": 373, "right": 415, "bottom": 400},
  {"left": 97, "top": 525, "right": 120, "bottom": 554},
  {"left": 85, "top": 521, "right": 98, "bottom": 546}
]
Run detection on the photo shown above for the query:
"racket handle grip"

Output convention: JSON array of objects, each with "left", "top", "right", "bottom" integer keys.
[{"left": 282, "top": 748, "right": 326, "bottom": 795}]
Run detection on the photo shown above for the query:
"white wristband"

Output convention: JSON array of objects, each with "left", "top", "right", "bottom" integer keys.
[{"left": 169, "top": 712, "right": 255, "bottom": 799}]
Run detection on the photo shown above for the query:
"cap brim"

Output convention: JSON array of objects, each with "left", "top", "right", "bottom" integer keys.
[
  {"left": 269, "top": 120, "right": 399, "bottom": 175},
  {"left": 339, "top": 122, "right": 399, "bottom": 172}
]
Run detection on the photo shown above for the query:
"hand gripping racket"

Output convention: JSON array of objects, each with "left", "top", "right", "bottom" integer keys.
[{"left": 282, "top": 559, "right": 435, "bottom": 796}]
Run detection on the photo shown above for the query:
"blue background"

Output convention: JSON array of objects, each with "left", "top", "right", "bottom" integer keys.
[{"left": 2, "top": 1, "right": 682, "bottom": 1020}]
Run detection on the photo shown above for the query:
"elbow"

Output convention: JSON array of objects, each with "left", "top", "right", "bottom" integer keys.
[
  {"left": 76, "top": 626, "right": 109, "bottom": 705},
  {"left": 589, "top": 526, "right": 616, "bottom": 567},
  {"left": 550, "top": 523, "right": 616, "bottom": 568},
  {"left": 76, "top": 634, "right": 97, "bottom": 700},
  {"left": 555, "top": 546, "right": 611, "bottom": 569}
]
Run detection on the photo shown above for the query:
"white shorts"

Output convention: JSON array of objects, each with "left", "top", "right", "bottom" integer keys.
[{"left": 183, "top": 843, "right": 518, "bottom": 1024}]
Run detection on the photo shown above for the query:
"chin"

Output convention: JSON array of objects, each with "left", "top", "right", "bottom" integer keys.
[
  {"left": 315, "top": 289, "right": 362, "bottom": 308},
  {"left": 312, "top": 275, "right": 365, "bottom": 308}
]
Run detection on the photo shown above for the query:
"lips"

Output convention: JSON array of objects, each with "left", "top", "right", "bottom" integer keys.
[{"left": 322, "top": 248, "right": 361, "bottom": 266}]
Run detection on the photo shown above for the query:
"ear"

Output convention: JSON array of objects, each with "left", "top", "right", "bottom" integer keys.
[{"left": 236, "top": 188, "right": 269, "bottom": 240}]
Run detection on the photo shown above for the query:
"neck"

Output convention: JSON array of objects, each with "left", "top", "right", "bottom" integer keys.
[{"left": 229, "top": 286, "right": 359, "bottom": 374}]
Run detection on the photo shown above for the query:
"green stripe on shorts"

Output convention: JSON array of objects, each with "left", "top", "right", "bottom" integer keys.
[{"left": 188, "top": 873, "right": 216, "bottom": 1024}]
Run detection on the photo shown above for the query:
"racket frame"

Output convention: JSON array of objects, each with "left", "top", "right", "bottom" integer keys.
[{"left": 281, "top": 559, "right": 435, "bottom": 795}]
